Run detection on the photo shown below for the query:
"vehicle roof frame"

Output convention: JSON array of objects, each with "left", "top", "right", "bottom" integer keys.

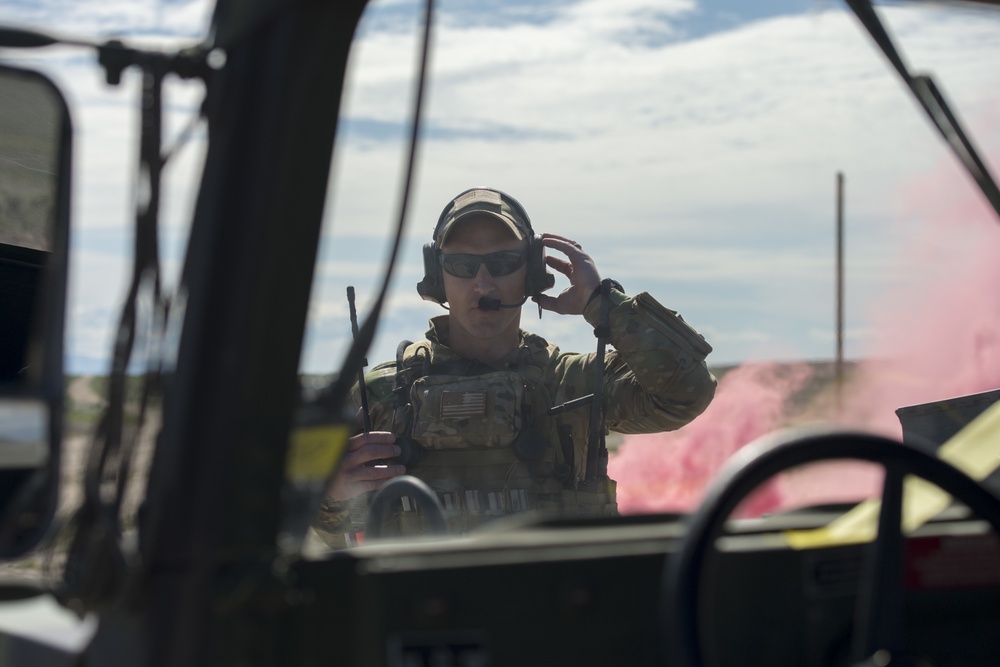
[{"left": 129, "top": 1, "right": 372, "bottom": 664}]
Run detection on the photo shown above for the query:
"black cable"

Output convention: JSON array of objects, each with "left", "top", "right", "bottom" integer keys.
[
  {"left": 323, "top": 0, "right": 435, "bottom": 415},
  {"left": 59, "top": 58, "right": 173, "bottom": 614}
]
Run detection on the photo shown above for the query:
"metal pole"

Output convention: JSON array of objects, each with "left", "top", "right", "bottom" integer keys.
[{"left": 836, "top": 172, "right": 845, "bottom": 413}]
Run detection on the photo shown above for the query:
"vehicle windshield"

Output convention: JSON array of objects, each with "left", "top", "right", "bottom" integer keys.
[
  {"left": 3, "top": 0, "right": 999, "bottom": 560},
  {"left": 297, "top": 0, "right": 1000, "bottom": 547}
]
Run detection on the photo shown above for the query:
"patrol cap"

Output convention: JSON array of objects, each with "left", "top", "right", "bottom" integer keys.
[{"left": 435, "top": 188, "right": 531, "bottom": 248}]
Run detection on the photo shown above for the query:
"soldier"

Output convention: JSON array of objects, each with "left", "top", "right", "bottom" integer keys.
[{"left": 314, "top": 187, "right": 716, "bottom": 546}]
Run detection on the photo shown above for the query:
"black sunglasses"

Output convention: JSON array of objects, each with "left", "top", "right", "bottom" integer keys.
[{"left": 439, "top": 249, "right": 527, "bottom": 278}]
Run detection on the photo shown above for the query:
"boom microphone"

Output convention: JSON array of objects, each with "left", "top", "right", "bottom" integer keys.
[{"left": 478, "top": 296, "right": 527, "bottom": 310}]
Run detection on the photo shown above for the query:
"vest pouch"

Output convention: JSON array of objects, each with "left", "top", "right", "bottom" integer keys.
[
  {"left": 512, "top": 423, "right": 547, "bottom": 462},
  {"left": 563, "top": 478, "right": 619, "bottom": 517},
  {"left": 410, "top": 371, "right": 524, "bottom": 450}
]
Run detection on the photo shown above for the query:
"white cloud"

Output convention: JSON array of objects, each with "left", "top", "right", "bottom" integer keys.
[
  {"left": 333, "top": 5, "right": 999, "bottom": 238},
  {"left": 313, "top": 2, "right": 1000, "bottom": 369},
  {"left": 4, "top": 0, "right": 999, "bottom": 372},
  {"left": 3, "top": 0, "right": 212, "bottom": 40}
]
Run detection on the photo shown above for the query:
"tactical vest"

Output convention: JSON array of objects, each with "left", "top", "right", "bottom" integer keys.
[{"left": 343, "top": 340, "right": 617, "bottom": 540}]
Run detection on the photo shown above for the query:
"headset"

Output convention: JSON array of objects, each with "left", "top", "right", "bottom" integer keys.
[{"left": 416, "top": 187, "right": 555, "bottom": 306}]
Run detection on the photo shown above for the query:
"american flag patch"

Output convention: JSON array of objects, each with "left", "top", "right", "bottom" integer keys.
[{"left": 441, "top": 390, "right": 487, "bottom": 419}]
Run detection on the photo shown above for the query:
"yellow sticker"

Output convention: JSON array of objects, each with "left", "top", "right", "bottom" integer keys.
[
  {"left": 785, "top": 401, "right": 1000, "bottom": 550},
  {"left": 285, "top": 423, "right": 352, "bottom": 483}
]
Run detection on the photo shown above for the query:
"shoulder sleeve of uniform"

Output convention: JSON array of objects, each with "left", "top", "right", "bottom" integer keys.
[
  {"left": 347, "top": 361, "right": 395, "bottom": 405},
  {"left": 586, "top": 290, "right": 717, "bottom": 430},
  {"left": 585, "top": 290, "right": 712, "bottom": 360}
]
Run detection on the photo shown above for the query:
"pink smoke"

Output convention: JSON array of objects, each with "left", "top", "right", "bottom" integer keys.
[
  {"left": 609, "top": 362, "right": 812, "bottom": 517},
  {"left": 841, "top": 171, "right": 1000, "bottom": 434},
  {"left": 610, "top": 130, "right": 1000, "bottom": 518}
]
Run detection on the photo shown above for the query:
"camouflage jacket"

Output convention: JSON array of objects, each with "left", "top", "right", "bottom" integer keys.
[{"left": 313, "top": 288, "right": 716, "bottom": 543}]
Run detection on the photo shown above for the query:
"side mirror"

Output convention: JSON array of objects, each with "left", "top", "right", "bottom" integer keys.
[{"left": 0, "top": 62, "right": 71, "bottom": 559}]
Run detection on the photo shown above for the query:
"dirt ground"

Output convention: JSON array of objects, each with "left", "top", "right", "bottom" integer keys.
[{"left": 68, "top": 376, "right": 102, "bottom": 408}]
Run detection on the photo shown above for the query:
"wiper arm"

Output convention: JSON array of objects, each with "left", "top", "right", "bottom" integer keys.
[{"left": 844, "top": 0, "right": 1000, "bottom": 221}]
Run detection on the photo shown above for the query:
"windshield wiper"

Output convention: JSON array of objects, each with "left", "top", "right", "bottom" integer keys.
[{"left": 845, "top": 0, "right": 1000, "bottom": 221}]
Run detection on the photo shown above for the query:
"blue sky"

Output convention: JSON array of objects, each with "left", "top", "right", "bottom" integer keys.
[{"left": 1, "top": 0, "right": 999, "bottom": 375}]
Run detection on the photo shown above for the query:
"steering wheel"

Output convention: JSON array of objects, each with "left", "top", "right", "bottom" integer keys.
[
  {"left": 663, "top": 427, "right": 1000, "bottom": 667},
  {"left": 363, "top": 474, "right": 448, "bottom": 539}
]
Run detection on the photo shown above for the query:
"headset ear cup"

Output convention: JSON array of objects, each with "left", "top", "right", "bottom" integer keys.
[
  {"left": 526, "top": 235, "right": 555, "bottom": 297},
  {"left": 416, "top": 243, "right": 445, "bottom": 304}
]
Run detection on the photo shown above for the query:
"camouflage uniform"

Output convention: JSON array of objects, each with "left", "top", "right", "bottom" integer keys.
[{"left": 313, "top": 286, "right": 716, "bottom": 546}]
